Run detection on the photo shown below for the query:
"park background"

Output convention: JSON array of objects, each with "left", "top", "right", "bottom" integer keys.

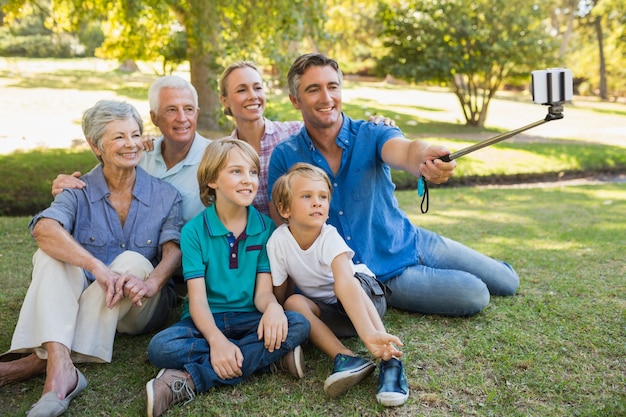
[{"left": 1, "top": 1, "right": 625, "bottom": 416}]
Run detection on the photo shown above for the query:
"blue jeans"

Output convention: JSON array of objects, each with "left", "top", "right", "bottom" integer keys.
[
  {"left": 384, "top": 227, "right": 519, "bottom": 316},
  {"left": 147, "top": 311, "right": 310, "bottom": 393}
]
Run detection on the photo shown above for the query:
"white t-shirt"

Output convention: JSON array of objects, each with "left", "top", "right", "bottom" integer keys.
[{"left": 267, "top": 223, "right": 374, "bottom": 304}]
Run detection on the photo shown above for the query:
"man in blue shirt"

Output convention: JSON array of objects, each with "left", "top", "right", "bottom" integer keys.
[{"left": 267, "top": 53, "right": 519, "bottom": 318}]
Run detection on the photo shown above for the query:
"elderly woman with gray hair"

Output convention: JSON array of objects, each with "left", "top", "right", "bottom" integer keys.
[{"left": 0, "top": 100, "right": 183, "bottom": 417}]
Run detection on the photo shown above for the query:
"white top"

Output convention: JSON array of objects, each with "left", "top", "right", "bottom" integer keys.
[
  {"left": 267, "top": 223, "right": 374, "bottom": 304},
  {"left": 140, "top": 133, "right": 211, "bottom": 223}
]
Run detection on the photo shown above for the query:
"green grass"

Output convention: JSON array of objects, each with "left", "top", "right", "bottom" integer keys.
[
  {"left": 1, "top": 57, "right": 625, "bottom": 416},
  {"left": 2, "top": 183, "right": 625, "bottom": 416}
]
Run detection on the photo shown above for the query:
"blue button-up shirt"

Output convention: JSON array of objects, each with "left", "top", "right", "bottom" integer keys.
[
  {"left": 30, "top": 165, "right": 183, "bottom": 281},
  {"left": 268, "top": 114, "right": 420, "bottom": 281}
]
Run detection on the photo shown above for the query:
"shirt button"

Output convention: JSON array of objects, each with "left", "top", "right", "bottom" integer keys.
[
  {"left": 346, "top": 236, "right": 351, "bottom": 241},
  {"left": 231, "top": 253, "right": 236, "bottom": 258},
  {"left": 230, "top": 243, "right": 234, "bottom": 247},
  {"left": 146, "top": 240, "right": 152, "bottom": 245},
  {"left": 120, "top": 243, "right": 125, "bottom": 248},
  {"left": 339, "top": 210, "right": 344, "bottom": 215},
  {"left": 333, "top": 183, "right": 338, "bottom": 187},
  {"left": 89, "top": 237, "right": 95, "bottom": 242}
]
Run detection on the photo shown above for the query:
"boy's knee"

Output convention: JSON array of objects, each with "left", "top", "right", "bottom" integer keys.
[
  {"left": 284, "top": 294, "right": 310, "bottom": 312},
  {"left": 284, "top": 311, "right": 311, "bottom": 339}
]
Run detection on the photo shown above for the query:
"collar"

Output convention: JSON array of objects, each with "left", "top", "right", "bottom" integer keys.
[
  {"left": 302, "top": 113, "right": 351, "bottom": 151},
  {"left": 230, "top": 117, "right": 274, "bottom": 140},
  {"left": 86, "top": 164, "right": 152, "bottom": 206},
  {"left": 153, "top": 132, "right": 208, "bottom": 167},
  {"left": 203, "top": 204, "right": 269, "bottom": 237}
]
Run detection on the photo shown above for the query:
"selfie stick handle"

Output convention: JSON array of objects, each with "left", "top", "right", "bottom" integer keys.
[{"left": 440, "top": 104, "right": 564, "bottom": 162}]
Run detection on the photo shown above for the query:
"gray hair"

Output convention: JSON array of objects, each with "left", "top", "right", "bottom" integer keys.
[
  {"left": 82, "top": 100, "right": 143, "bottom": 161},
  {"left": 148, "top": 75, "right": 198, "bottom": 114},
  {"left": 287, "top": 53, "right": 342, "bottom": 101}
]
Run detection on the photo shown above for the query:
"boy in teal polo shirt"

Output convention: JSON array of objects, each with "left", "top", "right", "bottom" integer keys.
[{"left": 145, "top": 139, "right": 310, "bottom": 417}]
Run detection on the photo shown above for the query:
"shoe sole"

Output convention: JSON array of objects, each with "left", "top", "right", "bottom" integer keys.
[
  {"left": 323, "top": 361, "right": 375, "bottom": 398},
  {"left": 292, "top": 345, "right": 305, "bottom": 379},
  {"left": 146, "top": 368, "right": 166, "bottom": 417},
  {"left": 376, "top": 389, "right": 409, "bottom": 407}
]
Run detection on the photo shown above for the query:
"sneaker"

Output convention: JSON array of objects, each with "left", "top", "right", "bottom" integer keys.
[
  {"left": 281, "top": 345, "right": 305, "bottom": 378},
  {"left": 376, "top": 358, "right": 409, "bottom": 407},
  {"left": 146, "top": 368, "right": 196, "bottom": 417},
  {"left": 270, "top": 345, "right": 305, "bottom": 379},
  {"left": 323, "top": 353, "right": 376, "bottom": 398}
]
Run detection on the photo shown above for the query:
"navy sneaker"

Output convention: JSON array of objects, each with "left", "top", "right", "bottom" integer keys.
[
  {"left": 323, "top": 353, "right": 376, "bottom": 397},
  {"left": 376, "top": 358, "right": 409, "bottom": 407}
]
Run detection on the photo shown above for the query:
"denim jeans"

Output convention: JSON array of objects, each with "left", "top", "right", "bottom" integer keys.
[
  {"left": 147, "top": 311, "right": 310, "bottom": 393},
  {"left": 384, "top": 227, "right": 519, "bottom": 316}
]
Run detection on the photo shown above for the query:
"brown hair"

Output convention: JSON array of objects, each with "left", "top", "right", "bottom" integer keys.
[{"left": 287, "top": 53, "right": 342, "bottom": 101}]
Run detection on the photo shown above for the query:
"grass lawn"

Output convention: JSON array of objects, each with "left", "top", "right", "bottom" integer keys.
[
  {"left": 1, "top": 58, "right": 625, "bottom": 416},
  {"left": 1, "top": 182, "right": 625, "bottom": 416}
]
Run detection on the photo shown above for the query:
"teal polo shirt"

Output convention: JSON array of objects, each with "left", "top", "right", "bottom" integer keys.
[{"left": 180, "top": 204, "right": 275, "bottom": 319}]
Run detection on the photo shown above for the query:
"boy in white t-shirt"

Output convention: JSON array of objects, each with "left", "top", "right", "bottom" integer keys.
[{"left": 267, "top": 163, "right": 409, "bottom": 407}]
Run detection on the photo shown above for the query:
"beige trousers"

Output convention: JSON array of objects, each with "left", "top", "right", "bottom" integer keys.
[{"left": 8, "top": 249, "right": 162, "bottom": 363}]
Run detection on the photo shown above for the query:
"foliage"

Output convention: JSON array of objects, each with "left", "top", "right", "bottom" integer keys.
[
  {"left": 315, "top": 0, "right": 384, "bottom": 74},
  {"left": 1, "top": 0, "right": 327, "bottom": 131},
  {"left": 567, "top": 0, "right": 626, "bottom": 99},
  {"left": 375, "top": 0, "right": 559, "bottom": 127},
  {"left": 0, "top": 3, "right": 75, "bottom": 57}
]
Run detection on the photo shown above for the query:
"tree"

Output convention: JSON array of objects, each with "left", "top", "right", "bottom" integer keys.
[
  {"left": 376, "top": 0, "right": 559, "bottom": 127},
  {"left": 570, "top": 0, "right": 626, "bottom": 100},
  {"left": 2, "top": 0, "right": 325, "bottom": 132}
]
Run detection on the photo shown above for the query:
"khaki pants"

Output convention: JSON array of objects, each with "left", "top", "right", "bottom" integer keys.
[{"left": 8, "top": 249, "right": 167, "bottom": 363}]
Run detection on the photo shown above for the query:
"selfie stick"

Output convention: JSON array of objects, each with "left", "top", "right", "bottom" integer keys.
[
  {"left": 439, "top": 68, "right": 572, "bottom": 163},
  {"left": 440, "top": 105, "right": 564, "bottom": 162}
]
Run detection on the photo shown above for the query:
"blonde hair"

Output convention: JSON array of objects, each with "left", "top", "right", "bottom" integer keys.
[
  {"left": 271, "top": 163, "right": 333, "bottom": 222},
  {"left": 218, "top": 60, "right": 262, "bottom": 116},
  {"left": 197, "top": 138, "right": 261, "bottom": 207}
]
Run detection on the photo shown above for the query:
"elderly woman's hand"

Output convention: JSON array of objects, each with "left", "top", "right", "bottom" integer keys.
[{"left": 118, "top": 274, "right": 154, "bottom": 307}]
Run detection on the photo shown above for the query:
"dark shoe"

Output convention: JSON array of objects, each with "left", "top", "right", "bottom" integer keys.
[
  {"left": 376, "top": 358, "right": 409, "bottom": 407},
  {"left": 323, "top": 353, "right": 375, "bottom": 397},
  {"left": 27, "top": 369, "right": 88, "bottom": 417},
  {"left": 146, "top": 368, "right": 196, "bottom": 417},
  {"left": 275, "top": 345, "right": 305, "bottom": 379}
]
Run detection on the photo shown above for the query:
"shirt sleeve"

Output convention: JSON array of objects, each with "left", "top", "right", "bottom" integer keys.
[
  {"left": 28, "top": 189, "right": 80, "bottom": 236},
  {"left": 256, "top": 219, "right": 276, "bottom": 274},
  {"left": 157, "top": 188, "right": 183, "bottom": 246},
  {"left": 180, "top": 218, "right": 206, "bottom": 280},
  {"left": 267, "top": 228, "right": 289, "bottom": 286}
]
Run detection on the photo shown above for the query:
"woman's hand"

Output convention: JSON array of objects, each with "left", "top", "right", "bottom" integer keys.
[{"left": 119, "top": 274, "right": 152, "bottom": 307}]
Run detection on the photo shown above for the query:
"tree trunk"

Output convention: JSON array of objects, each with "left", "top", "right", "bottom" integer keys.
[
  {"left": 189, "top": 53, "right": 221, "bottom": 133},
  {"left": 594, "top": 15, "right": 607, "bottom": 100}
]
